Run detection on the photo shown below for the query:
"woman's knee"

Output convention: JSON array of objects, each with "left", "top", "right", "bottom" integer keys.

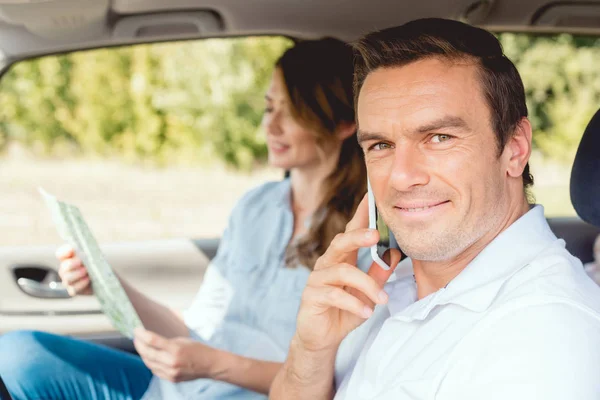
[
  {"left": 0, "top": 330, "right": 57, "bottom": 397},
  {"left": 0, "top": 330, "right": 46, "bottom": 364},
  {"left": 0, "top": 330, "right": 58, "bottom": 372},
  {"left": 0, "top": 331, "right": 151, "bottom": 400}
]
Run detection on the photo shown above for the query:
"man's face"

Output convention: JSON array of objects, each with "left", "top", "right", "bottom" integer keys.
[{"left": 358, "top": 57, "right": 511, "bottom": 261}]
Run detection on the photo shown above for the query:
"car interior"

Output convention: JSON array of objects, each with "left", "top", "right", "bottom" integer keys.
[
  {"left": 0, "top": 373, "right": 10, "bottom": 400},
  {"left": 1, "top": 0, "right": 600, "bottom": 386}
]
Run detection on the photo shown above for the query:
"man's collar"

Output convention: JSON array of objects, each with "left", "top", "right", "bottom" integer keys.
[
  {"left": 388, "top": 205, "right": 562, "bottom": 320},
  {"left": 384, "top": 258, "right": 418, "bottom": 314}
]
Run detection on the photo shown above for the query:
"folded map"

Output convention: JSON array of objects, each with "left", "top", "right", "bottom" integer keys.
[{"left": 40, "top": 188, "right": 143, "bottom": 338}]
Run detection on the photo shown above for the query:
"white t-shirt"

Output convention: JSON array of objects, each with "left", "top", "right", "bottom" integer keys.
[{"left": 335, "top": 205, "right": 600, "bottom": 400}]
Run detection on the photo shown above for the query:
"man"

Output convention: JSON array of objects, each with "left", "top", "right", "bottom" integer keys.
[{"left": 270, "top": 18, "right": 600, "bottom": 399}]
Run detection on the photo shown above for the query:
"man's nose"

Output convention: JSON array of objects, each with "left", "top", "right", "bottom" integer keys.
[{"left": 389, "top": 145, "right": 430, "bottom": 191}]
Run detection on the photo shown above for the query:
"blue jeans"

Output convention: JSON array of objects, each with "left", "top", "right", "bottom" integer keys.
[{"left": 0, "top": 330, "right": 153, "bottom": 400}]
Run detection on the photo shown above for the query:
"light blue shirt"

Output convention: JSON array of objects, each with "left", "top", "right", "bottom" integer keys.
[{"left": 143, "top": 179, "right": 372, "bottom": 399}]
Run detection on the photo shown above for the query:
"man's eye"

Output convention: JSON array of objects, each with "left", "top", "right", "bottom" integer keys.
[
  {"left": 264, "top": 107, "right": 274, "bottom": 113},
  {"left": 371, "top": 142, "right": 392, "bottom": 151},
  {"left": 430, "top": 134, "right": 452, "bottom": 143}
]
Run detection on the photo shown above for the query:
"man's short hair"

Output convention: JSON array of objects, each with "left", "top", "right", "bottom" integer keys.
[{"left": 353, "top": 18, "right": 534, "bottom": 191}]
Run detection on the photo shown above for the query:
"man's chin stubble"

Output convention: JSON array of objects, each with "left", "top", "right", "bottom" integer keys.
[{"left": 395, "top": 229, "right": 478, "bottom": 263}]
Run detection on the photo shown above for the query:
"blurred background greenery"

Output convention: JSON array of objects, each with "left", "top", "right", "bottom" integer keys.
[
  {"left": 0, "top": 36, "right": 293, "bottom": 169},
  {"left": 0, "top": 34, "right": 599, "bottom": 217},
  {"left": 1, "top": 34, "right": 599, "bottom": 169}
]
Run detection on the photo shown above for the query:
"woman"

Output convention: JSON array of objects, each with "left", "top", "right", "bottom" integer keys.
[{"left": 0, "top": 38, "right": 369, "bottom": 400}]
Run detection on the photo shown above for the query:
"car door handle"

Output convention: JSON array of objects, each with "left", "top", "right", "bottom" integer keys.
[
  {"left": 17, "top": 277, "right": 70, "bottom": 299},
  {"left": 12, "top": 264, "right": 71, "bottom": 299}
]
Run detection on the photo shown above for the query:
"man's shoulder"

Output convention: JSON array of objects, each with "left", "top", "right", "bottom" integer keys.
[
  {"left": 450, "top": 250, "right": 600, "bottom": 374},
  {"left": 459, "top": 242, "right": 600, "bottom": 351},
  {"left": 439, "top": 299, "right": 600, "bottom": 400},
  {"left": 495, "top": 243, "right": 600, "bottom": 316},
  {"left": 483, "top": 294, "right": 600, "bottom": 342}
]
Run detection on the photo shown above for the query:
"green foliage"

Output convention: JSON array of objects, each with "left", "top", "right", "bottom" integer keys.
[
  {"left": 1, "top": 34, "right": 599, "bottom": 168},
  {"left": 0, "top": 36, "right": 292, "bottom": 169},
  {"left": 499, "top": 33, "right": 600, "bottom": 162}
]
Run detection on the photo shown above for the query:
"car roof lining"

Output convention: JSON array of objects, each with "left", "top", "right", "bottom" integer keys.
[{"left": 1, "top": 0, "right": 600, "bottom": 63}]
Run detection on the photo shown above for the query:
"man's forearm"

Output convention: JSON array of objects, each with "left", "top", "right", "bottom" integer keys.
[
  {"left": 269, "top": 335, "right": 337, "bottom": 400},
  {"left": 118, "top": 274, "right": 189, "bottom": 338}
]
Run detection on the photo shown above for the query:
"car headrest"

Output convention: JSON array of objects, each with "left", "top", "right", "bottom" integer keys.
[{"left": 570, "top": 108, "right": 600, "bottom": 227}]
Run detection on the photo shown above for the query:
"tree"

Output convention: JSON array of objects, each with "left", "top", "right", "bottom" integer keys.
[{"left": 499, "top": 33, "right": 600, "bottom": 162}]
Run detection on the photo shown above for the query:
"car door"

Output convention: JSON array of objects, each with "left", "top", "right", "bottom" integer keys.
[
  {"left": 0, "top": 35, "right": 291, "bottom": 350},
  {"left": 0, "top": 240, "right": 211, "bottom": 350}
]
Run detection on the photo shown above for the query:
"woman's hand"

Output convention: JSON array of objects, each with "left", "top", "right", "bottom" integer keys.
[
  {"left": 134, "top": 328, "right": 219, "bottom": 383},
  {"left": 56, "top": 245, "right": 93, "bottom": 296}
]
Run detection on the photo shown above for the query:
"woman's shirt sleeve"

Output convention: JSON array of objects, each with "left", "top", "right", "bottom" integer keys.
[
  {"left": 181, "top": 189, "right": 251, "bottom": 341},
  {"left": 181, "top": 182, "right": 284, "bottom": 341}
]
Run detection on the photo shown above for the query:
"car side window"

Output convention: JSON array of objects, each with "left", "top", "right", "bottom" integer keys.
[
  {"left": 498, "top": 33, "right": 600, "bottom": 217},
  {"left": 0, "top": 36, "right": 292, "bottom": 246}
]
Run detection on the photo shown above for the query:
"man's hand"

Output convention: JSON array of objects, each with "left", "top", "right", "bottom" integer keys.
[
  {"left": 294, "top": 195, "right": 402, "bottom": 354},
  {"left": 134, "top": 328, "right": 218, "bottom": 383},
  {"left": 270, "top": 195, "right": 402, "bottom": 399}
]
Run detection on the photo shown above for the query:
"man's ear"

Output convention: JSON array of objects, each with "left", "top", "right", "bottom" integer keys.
[
  {"left": 336, "top": 121, "right": 357, "bottom": 141},
  {"left": 505, "top": 117, "right": 533, "bottom": 178}
]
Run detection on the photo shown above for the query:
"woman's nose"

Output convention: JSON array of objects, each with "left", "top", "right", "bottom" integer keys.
[{"left": 264, "top": 113, "right": 283, "bottom": 136}]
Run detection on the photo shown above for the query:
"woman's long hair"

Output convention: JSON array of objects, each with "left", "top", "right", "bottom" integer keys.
[{"left": 277, "top": 38, "right": 367, "bottom": 269}]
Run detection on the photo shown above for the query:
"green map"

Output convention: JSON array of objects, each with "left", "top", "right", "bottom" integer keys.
[{"left": 40, "top": 188, "right": 143, "bottom": 338}]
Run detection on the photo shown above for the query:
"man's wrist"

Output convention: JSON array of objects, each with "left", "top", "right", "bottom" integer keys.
[{"left": 284, "top": 334, "right": 338, "bottom": 389}]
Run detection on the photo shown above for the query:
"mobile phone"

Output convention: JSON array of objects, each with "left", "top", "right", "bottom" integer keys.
[{"left": 367, "top": 179, "right": 400, "bottom": 270}]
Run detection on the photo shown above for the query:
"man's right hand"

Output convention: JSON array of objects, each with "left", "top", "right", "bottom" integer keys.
[
  {"left": 56, "top": 245, "right": 94, "bottom": 296},
  {"left": 294, "top": 195, "right": 402, "bottom": 354}
]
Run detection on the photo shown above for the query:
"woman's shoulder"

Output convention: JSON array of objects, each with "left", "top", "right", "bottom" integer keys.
[
  {"left": 235, "top": 179, "right": 290, "bottom": 210},
  {"left": 229, "top": 179, "right": 291, "bottom": 221}
]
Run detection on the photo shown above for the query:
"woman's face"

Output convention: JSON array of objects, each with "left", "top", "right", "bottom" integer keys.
[{"left": 262, "top": 68, "right": 326, "bottom": 171}]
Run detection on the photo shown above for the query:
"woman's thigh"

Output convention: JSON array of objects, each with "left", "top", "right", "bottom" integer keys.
[{"left": 0, "top": 330, "right": 152, "bottom": 400}]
